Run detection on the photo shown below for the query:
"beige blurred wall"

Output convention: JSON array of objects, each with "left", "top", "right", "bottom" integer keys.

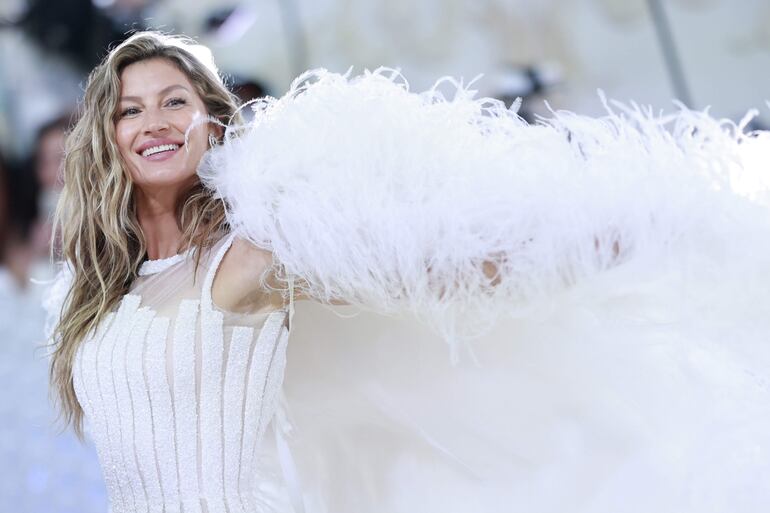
[{"left": 154, "top": 0, "right": 769, "bottom": 121}]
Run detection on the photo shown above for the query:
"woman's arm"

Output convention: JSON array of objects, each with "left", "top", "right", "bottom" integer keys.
[
  {"left": 211, "top": 237, "right": 285, "bottom": 314},
  {"left": 212, "top": 237, "right": 348, "bottom": 313}
]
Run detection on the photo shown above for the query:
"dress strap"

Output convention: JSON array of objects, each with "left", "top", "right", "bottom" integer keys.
[{"left": 200, "top": 233, "right": 237, "bottom": 312}]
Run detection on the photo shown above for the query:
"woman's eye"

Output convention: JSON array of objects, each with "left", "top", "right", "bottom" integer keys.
[
  {"left": 166, "top": 97, "right": 187, "bottom": 107},
  {"left": 119, "top": 107, "right": 140, "bottom": 118}
]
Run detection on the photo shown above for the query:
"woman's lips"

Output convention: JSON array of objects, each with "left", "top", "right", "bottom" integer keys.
[{"left": 142, "top": 145, "right": 182, "bottom": 162}]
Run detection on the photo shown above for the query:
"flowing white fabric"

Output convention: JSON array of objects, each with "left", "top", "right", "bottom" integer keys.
[{"left": 196, "top": 69, "right": 770, "bottom": 512}]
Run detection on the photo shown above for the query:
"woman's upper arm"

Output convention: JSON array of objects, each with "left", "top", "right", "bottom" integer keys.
[
  {"left": 212, "top": 236, "right": 349, "bottom": 309},
  {"left": 211, "top": 237, "right": 285, "bottom": 314}
]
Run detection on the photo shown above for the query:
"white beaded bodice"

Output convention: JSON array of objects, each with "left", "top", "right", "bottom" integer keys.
[{"left": 72, "top": 235, "right": 290, "bottom": 513}]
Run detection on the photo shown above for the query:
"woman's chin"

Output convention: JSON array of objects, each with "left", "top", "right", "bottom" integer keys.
[{"left": 131, "top": 168, "right": 199, "bottom": 192}]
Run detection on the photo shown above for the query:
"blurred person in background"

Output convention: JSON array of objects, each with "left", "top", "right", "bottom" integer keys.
[
  {"left": 27, "top": 114, "right": 71, "bottom": 279},
  {"left": 0, "top": 150, "right": 12, "bottom": 293},
  {"left": 0, "top": 150, "right": 31, "bottom": 292},
  {"left": 0, "top": 114, "right": 71, "bottom": 293},
  {"left": 0, "top": 137, "right": 107, "bottom": 513}
]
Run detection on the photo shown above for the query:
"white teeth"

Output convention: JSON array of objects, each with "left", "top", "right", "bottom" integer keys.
[{"left": 141, "top": 144, "right": 179, "bottom": 157}]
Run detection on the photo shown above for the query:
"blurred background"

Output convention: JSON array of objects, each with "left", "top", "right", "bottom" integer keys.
[{"left": 0, "top": 0, "right": 768, "bottom": 511}]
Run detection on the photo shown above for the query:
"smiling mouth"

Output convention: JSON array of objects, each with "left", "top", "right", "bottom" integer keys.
[{"left": 141, "top": 143, "right": 182, "bottom": 158}]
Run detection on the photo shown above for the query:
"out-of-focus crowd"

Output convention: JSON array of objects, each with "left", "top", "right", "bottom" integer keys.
[{"left": 0, "top": 2, "right": 128, "bottom": 508}]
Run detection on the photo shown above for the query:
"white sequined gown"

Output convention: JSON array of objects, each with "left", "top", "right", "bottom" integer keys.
[{"left": 72, "top": 235, "right": 290, "bottom": 513}]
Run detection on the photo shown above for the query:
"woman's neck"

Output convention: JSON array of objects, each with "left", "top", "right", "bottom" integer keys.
[{"left": 135, "top": 188, "right": 185, "bottom": 260}]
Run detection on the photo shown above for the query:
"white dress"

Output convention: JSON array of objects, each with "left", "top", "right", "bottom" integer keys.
[{"left": 72, "top": 235, "right": 290, "bottom": 513}]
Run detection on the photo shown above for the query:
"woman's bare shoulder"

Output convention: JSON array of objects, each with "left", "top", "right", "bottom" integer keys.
[{"left": 213, "top": 236, "right": 346, "bottom": 306}]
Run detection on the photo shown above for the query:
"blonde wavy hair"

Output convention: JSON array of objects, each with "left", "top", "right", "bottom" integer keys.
[{"left": 50, "top": 31, "right": 242, "bottom": 437}]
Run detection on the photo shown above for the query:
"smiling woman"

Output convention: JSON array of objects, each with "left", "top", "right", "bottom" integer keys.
[{"left": 48, "top": 32, "right": 292, "bottom": 513}]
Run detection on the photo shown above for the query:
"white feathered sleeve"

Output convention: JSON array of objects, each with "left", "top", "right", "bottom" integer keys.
[{"left": 199, "top": 68, "right": 770, "bottom": 344}]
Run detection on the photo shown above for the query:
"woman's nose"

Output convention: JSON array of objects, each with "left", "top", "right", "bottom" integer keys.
[{"left": 143, "top": 110, "right": 170, "bottom": 134}]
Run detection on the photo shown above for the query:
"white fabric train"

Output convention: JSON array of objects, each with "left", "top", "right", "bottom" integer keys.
[{"left": 196, "top": 69, "right": 770, "bottom": 512}]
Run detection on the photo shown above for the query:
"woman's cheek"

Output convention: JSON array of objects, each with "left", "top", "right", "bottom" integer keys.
[{"left": 115, "top": 119, "right": 137, "bottom": 154}]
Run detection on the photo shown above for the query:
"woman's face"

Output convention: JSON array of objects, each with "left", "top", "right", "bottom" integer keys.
[{"left": 115, "top": 58, "right": 214, "bottom": 193}]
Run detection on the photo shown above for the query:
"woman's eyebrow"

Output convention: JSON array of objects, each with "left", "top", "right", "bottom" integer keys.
[{"left": 119, "top": 84, "right": 190, "bottom": 102}]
